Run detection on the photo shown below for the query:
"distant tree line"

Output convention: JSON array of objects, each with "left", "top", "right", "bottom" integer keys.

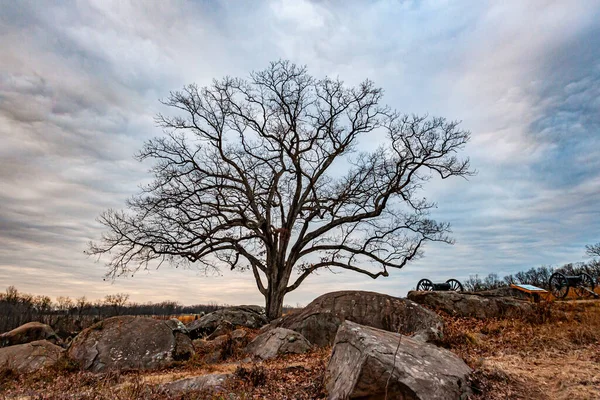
[
  {"left": 462, "top": 260, "right": 600, "bottom": 292},
  {"left": 0, "top": 286, "right": 223, "bottom": 335},
  {"left": 0, "top": 286, "right": 303, "bottom": 336}
]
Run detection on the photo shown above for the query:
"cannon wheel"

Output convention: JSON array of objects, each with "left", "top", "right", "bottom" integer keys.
[
  {"left": 574, "top": 273, "right": 596, "bottom": 298},
  {"left": 416, "top": 278, "right": 434, "bottom": 291},
  {"left": 549, "top": 272, "right": 569, "bottom": 299},
  {"left": 446, "top": 279, "right": 464, "bottom": 292}
]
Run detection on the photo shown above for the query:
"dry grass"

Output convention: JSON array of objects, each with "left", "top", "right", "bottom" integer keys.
[
  {"left": 440, "top": 299, "right": 600, "bottom": 399},
  {"left": 0, "top": 343, "right": 329, "bottom": 399}
]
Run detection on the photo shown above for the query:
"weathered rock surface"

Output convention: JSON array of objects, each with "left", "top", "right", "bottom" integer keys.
[
  {"left": 165, "top": 318, "right": 189, "bottom": 334},
  {"left": 468, "top": 287, "right": 534, "bottom": 301},
  {"left": 326, "top": 321, "right": 472, "bottom": 400},
  {"left": 407, "top": 290, "right": 533, "bottom": 319},
  {"left": 269, "top": 291, "right": 443, "bottom": 346},
  {"left": 173, "top": 332, "right": 195, "bottom": 361},
  {"left": 0, "top": 322, "right": 62, "bottom": 348},
  {"left": 161, "top": 373, "right": 231, "bottom": 394},
  {"left": 67, "top": 316, "right": 194, "bottom": 372},
  {"left": 207, "top": 321, "right": 234, "bottom": 340},
  {"left": 230, "top": 328, "right": 249, "bottom": 342},
  {"left": 192, "top": 329, "right": 250, "bottom": 363},
  {"left": 186, "top": 306, "right": 268, "bottom": 339},
  {"left": 192, "top": 338, "right": 219, "bottom": 359},
  {"left": 0, "top": 340, "right": 64, "bottom": 373},
  {"left": 245, "top": 328, "right": 311, "bottom": 360}
]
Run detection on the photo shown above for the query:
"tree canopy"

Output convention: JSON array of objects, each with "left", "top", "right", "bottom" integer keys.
[{"left": 88, "top": 61, "right": 473, "bottom": 320}]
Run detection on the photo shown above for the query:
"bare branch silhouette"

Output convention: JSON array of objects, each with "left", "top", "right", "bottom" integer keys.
[{"left": 87, "top": 61, "right": 473, "bottom": 320}]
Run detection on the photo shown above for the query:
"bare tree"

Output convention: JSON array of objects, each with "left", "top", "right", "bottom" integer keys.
[
  {"left": 586, "top": 242, "right": 600, "bottom": 258},
  {"left": 103, "top": 293, "right": 130, "bottom": 316},
  {"left": 56, "top": 296, "right": 73, "bottom": 315},
  {"left": 4, "top": 286, "right": 19, "bottom": 304},
  {"left": 75, "top": 296, "right": 90, "bottom": 320},
  {"left": 33, "top": 295, "right": 52, "bottom": 315},
  {"left": 88, "top": 61, "right": 473, "bottom": 320}
]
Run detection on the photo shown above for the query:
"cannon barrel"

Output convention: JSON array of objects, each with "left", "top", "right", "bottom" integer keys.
[{"left": 432, "top": 282, "right": 452, "bottom": 291}]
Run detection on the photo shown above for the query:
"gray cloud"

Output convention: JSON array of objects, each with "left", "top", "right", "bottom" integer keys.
[{"left": 1, "top": 0, "right": 600, "bottom": 306}]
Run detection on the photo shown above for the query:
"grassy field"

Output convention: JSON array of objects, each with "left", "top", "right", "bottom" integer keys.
[
  {"left": 446, "top": 300, "right": 600, "bottom": 399},
  {"left": 1, "top": 299, "right": 599, "bottom": 399}
]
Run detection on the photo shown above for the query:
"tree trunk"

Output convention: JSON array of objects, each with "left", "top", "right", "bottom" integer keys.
[{"left": 265, "top": 284, "right": 286, "bottom": 321}]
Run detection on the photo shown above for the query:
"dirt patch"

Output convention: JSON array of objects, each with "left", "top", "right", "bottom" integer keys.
[{"left": 476, "top": 351, "right": 600, "bottom": 400}]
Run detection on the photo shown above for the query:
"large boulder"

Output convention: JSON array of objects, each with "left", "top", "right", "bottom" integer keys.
[
  {"left": 326, "top": 321, "right": 472, "bottom": 400},
  {"left": 407, "top": 290, "right": 533, "bottom": 319},
  {"left": 245, "top": 327, "right": 311, "bottom": 360},
  {"left": 0, "top": 340, "right": 64, "bottom": 373},
  {"left": 0, "top": 322, "right": 61, "bottom": 348},
  {"left": 186, "top": 306, "right": 268, "bottom": 339},
  {"left": 269, "top": 291, "right": 443, "bottom": 346},
  {"left": 67, "top": 316, "right": 194, "bottom": 372}
]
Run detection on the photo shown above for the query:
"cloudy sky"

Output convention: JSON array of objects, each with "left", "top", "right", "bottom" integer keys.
[{"left": 1, "top": 0, "right": 599, "bottom": 307}]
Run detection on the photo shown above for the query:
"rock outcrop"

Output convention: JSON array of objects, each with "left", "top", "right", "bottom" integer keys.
[
  {"left": 0, "top": 340, "right": 64, "bottom": 373},
  {"left": 245, "top": 328, "right": 311, "bottom": 360},
  {"left": 67, "top": 316, "right": 193, "bottom": 372},
  {"left": 326, "top": 321, "right": 472, "bottom": 400},
  {"left": 407, "top": 290, "right": 533, "bottom": 319},
  {"left": 186, "top": 306, "right": 268, "bottom": 339},
  {"left": 0, "top": 322, "right": 62, "bottom": 348},
  {"left": 269, "top": 291, "right": 443, "bottom": 346},
  {"left": 469, "top": 287, "right": 535, "bottom": 300}
]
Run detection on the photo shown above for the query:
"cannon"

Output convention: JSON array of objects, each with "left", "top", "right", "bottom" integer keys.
[
  {"left": 416, "top": 278, "right": 464, "bottom": 292},
  {"left": 548, "top": 272, "right": 596, "bottom": 299}
]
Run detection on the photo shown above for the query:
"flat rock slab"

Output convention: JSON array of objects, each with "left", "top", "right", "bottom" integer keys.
[
  {"left": 269, "top": 291, "right": 443, "bottom": 346},
  {"left": 468, "top": 287, "right": 533, "bottom": 300},
  {"left": 0, "top": 340, "right": 64, "bottom": 373},
  {"left": 407, "top": 290, "right": 533, "bottom": 319},
  {"left": 186, "top": 306, "right": 268, "bottom": 339},
  {"left": 245, "top": 327, "right": 311, "bottom": 360},
  {"left": 161, "top": 373, "right": 232, "bottom": 394},
  {"left": 67, "top": 316, "right": 193, "bottom": 372},
  {"left": 326, "top": 321, "right": 471, "bottom": 400},
  {"left": 0, "top": 322, "right": 61, "bottom": 347}
]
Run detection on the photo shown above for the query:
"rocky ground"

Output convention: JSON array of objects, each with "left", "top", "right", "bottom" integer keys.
[
  {"left": 1, "top": 295, "right": 599, "bottom": 399},
  {"left": 0, "top": 341, "right": 330, "bottom": 399}
]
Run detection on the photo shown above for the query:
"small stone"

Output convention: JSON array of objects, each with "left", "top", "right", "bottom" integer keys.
[{"left": 161, "top": 373, "right": 232, "bottom": 394}]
